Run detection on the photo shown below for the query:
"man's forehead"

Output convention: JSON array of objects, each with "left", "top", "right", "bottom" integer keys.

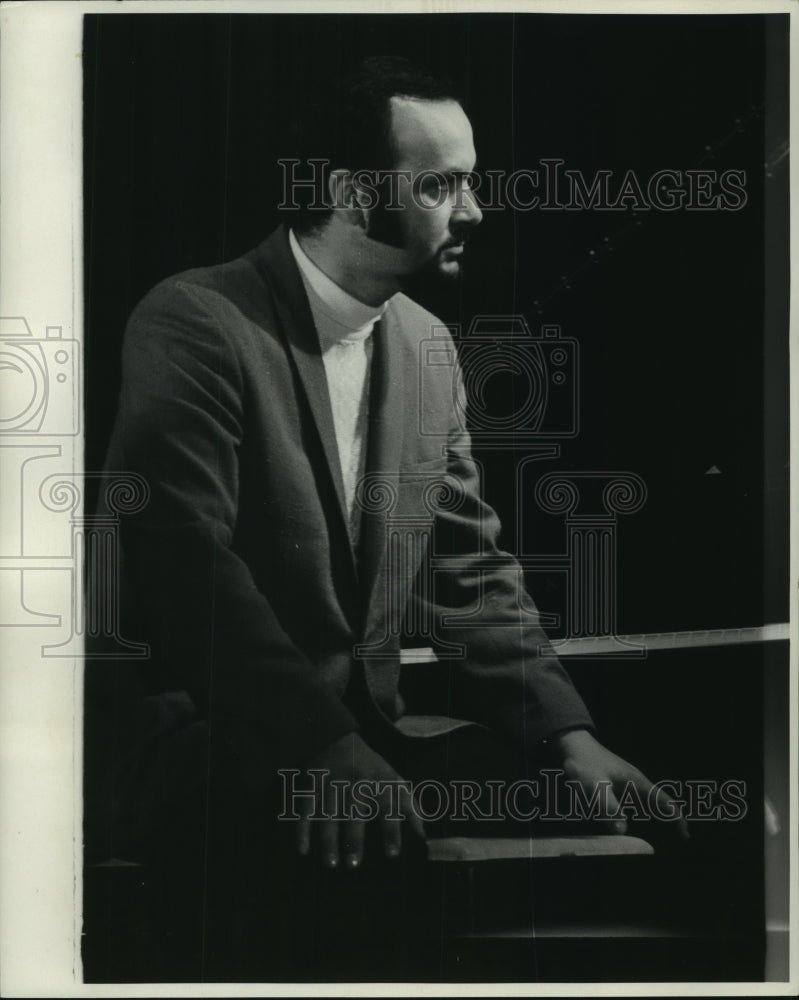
[{"left": 388, "top": 96, "right": 475, "bottom": 171}]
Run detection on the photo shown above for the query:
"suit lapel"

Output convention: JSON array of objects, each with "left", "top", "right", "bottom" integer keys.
[
  {"left": 254, "top": 228, "right": 409, "bottom": 647},
  {"left": 359, "top": 306, "right": 406, "bottom": 623},
  {"left": 254, "top": 228, "right": 356, "bottom": 579}
]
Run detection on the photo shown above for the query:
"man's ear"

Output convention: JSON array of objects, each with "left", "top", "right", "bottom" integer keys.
[{"left": 327, "top": 168, "right": 371, "bottom": 230}]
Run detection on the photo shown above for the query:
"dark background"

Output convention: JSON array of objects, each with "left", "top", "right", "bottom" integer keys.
[{"left": 82, "top": 12, "right": 790, "bottom": 980}]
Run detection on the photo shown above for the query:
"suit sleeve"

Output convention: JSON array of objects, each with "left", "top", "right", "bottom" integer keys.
[
  {"left": 107, "top": 279, "right": 358, "bottom": 788},
  {"left": 423, "top": 358, "right": 595, "bottom": 752}
]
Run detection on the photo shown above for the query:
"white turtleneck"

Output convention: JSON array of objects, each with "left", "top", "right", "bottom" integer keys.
[{"left": 288, "top": 228, "right": 387, "bottom": 546}]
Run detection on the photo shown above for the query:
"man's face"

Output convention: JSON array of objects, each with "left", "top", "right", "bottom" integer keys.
[{"left": 366, "top": 97, "right": 483, "bottom": 281}]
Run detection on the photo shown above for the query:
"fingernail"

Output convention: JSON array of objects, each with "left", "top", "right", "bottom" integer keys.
[
  {"left": 385, "top": 845, "right": 400, "bottom": 859},
  {"left": 326, "top": 854, "right": 339, "bottom": 868},
  {"left": 345, "top": 855, "right": 360, "bottom": 869}
]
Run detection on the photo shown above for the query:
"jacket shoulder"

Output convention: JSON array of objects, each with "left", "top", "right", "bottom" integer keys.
[
  {"left": 129, "top": 251, "right": 271, "bottom": 324},
  {"left": 387, "top": 293, "right": 448, "bottom": 346}
]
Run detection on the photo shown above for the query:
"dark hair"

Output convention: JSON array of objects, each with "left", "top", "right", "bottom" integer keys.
[{"left": 286, "top": 55, "right": 462, "bottom": 234}]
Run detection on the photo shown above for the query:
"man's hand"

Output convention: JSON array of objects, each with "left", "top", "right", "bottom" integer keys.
[
  {"left": 295, "top": 732, "right": 426, "bottom": 869},
  {"left": 550, "top": 728, "right": 689, "bottom": 840}
]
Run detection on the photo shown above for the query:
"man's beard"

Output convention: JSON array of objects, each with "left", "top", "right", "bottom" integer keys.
[
  {"left": 394, "top": 244, "right": 468, "bottom": 315},
  {"left": 401, "top": 236, "right": 468, "bottom": 298},
  {"left": 366, "top": 206, "right": 468, "bottom": 290}
]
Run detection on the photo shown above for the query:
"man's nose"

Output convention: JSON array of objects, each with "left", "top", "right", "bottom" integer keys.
[{"left": 455, "top": 186, "right": 483, "bottom": 227}]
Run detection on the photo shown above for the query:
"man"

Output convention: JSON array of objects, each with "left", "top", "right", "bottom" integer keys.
[{"left": 87, "top": 55, "right": 681, "bottom": 977}]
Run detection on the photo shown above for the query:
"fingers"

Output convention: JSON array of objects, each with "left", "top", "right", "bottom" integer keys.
[
  {"left": 649, "top": 781, "right": 690, "bottom": 840},
  {"left": 341, "top": 819, "right": 366, "bottom": 868},
  {"left": 295, "top": 776, "right": 425, "bottom": 867},
  {"left": 606, "top": 767, "right": 690, "bottom": 840},
  {"left": 378, "top": 813, "right": 403, "bottom": 860},
  {"left": 606, "top": 795, "right": 628, "bottom": 835},
  {"left": 599, "top": 783, "right": 628, "bottom": 835},
  {"left": 303, "top": 814, "right": 420, "bottom": 867},
  {"left": 319, "top": 815, "right": 341, "bottom": 869},
  {"left": 375, "top": 781, "right": 427, "bottom": 858},
  {"left": 622, "top": 768, "right": 690, "bottom": 839}
]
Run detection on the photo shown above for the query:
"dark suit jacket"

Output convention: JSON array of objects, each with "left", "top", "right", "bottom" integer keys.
[{"left": 96, "top": 225, "right": 592, "bottom": 806}]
